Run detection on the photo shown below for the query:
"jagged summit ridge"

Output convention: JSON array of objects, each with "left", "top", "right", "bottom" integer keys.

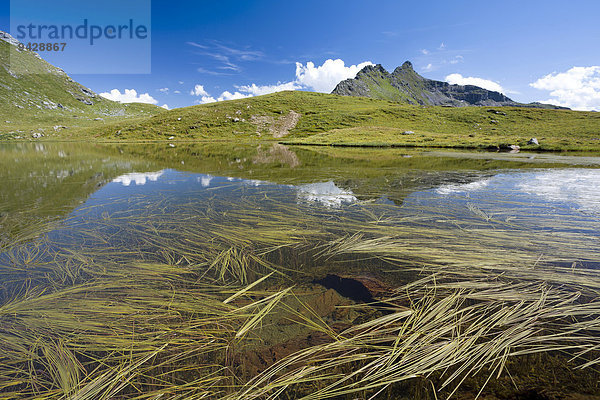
[
  {"left": 332, "top": 61, "right": 567, "bottom": 109},
  {"left": 399, "top": 60, "right": 413, "bottom": 70},
  {"left": 356, "top": 63, "right": 386, "bottom": 76}
]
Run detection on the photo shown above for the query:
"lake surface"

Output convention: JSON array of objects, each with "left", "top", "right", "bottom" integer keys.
[
  {"left": 2, "top": 142, "right": 600, "bottom": 398},
  {"left": 3, "top": 142, "right": 599, "bottom": 272}
]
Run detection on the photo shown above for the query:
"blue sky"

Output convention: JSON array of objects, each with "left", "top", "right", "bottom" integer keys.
[{"left": 2, "top": 1, "right": 599, "bottom": 110}]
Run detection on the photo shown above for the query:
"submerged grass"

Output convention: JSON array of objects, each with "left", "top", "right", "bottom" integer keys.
[
  {"left": 230, "top": 282, "right": 600, "bottom": 399},
  {"left": 1, "top": 184, "right": 600, "bottom": 399}
]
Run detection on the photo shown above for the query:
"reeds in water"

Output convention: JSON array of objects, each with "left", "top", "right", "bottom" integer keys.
[{"left": 1, "top": 188, "right": 600, "bottom": 399}]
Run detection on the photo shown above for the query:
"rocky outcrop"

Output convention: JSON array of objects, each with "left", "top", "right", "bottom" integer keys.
[
  {"left": 332, "top": 61, "right": 568, "bottom": 109},
  {"left": 0, "top": 31, "right": 21, "bottom": 47},
  {"left": 250, "top": 110, "right": 300, "bottom": 137}
]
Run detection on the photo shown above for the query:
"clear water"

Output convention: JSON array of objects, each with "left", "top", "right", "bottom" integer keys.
[
  {"left": 2, "top": 142, "right": 599, "bottom": 274},
  {"left": 3, "top": 142, "right": 600, "bottom": 398}
]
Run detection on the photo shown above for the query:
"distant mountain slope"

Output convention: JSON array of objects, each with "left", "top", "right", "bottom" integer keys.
[
  {"left": 0, "top": 31, "right": 161, "bottom": 136},
  {"left": 332, "top": 61, "right": 567, "bottom": 109}
]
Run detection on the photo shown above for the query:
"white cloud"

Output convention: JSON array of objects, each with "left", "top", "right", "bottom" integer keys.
[
  {"left": 174, "top": 90, "right": 181, "bottom": 94},
  {"left": 190, "top": 58, "right": 374, "bottom": 105},
  {"left": 191, "top": 81, "right": 300, "bottom": 105},
  {"left": 422, "top": 63, "right": 434, "bottom": 72},
  {"left": 159, "top": 87, "right": 169, "bottom": 93},
  {"left": 161, "top": 104, "right": 170, "bottom": 110},
  {"left": 445, "top": 73, "right": 505, "bottom": 93},
  {"left": 439, "top": 42, "right": 446, "bottom": 50},
  {"left": 99, "top": 89, "right": 158, "bottom": 104},
  {"left": 530, "top": 66, "right": 600, "bottom": 111},
  {"left": 421, "top": 49, "right": 430, "bottom": 55},
  {"left": 191, "top": 84, "right": 252, "bottom": 103},
  {"left": 197, "top": 96, "right": 217, "bottom": 104},
  {"left": 236, "top": 81, "right": 302, "bottom": 96},
  {"left": 190, "top": 84, "right": 210, "bottom": 97},
  {"left": 295, "top": 59, "right": 374, "bottom": 93},
  {"left": 217, "top": 91, "right": 252, "bottom": 101}
]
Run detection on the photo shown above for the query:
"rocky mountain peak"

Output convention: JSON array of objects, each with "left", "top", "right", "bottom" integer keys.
[
  {"left": 357, "top": 63, "right": 388, "bottom": 77},
  {"left": 392, "top": 61, "right": 420, "bottom": 78},
  {"left": 332, "top": 60, "right": 568, "bottom": 109}
]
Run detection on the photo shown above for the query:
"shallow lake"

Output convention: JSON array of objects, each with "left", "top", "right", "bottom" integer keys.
[
  {"left": 3, "top": 142, "right": 599, "bottom": 271},
  {"left": 2, "top": 142, "right": 600, "bottom": 398}
]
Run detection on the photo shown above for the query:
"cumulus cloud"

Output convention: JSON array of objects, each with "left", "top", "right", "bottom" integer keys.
[
  {"left": 236, "top": 81, "right": 302, "bottom": 96},
  {"left": 190, "top": 84, "right": 210, "bottom": 97},
  {"left": 99, "top": 89, "right": 158, "bottom": 104},
  {"left": 161, "top": 104, "right": 170, "bottom": 110},
  {"left": 445, "top": 73, "right": 504, "bottom": 93},
  {"left": 189, "top": 59, "right": 374, "bottom": 105},
  {"left": 421, "top": 49, "right": 430, "bottom": 55},
  {"left": 193, "top": 82, "right": 297, "bottom": 104},
  {"left": 196, "top": 95, "right": 217, "bottom": 104},
  {"left": 295, "top": 59, "right": 374, "bottom": 93},
  {"left": 230, "top": 59, "right": 374, "bottom": 95},
  {"left": 530, "top": 66, "right": 600, "bottom": 111},
  {"left": 190, "top": 84, "right": 218, "bottom": 103},
  {"left": 217, "top": 91, "right": 252, "bottom": 101},
  {"left": 159, "top": 87, "right": 169, "bottom": 93}
]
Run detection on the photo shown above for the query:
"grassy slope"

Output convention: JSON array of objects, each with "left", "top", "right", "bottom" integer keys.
[
  {"left": 362, "top": 73, "right": 413, "bottom": 103},
  {"left": 0, "top": 39, "right": 163, "bottom": 139},
  {"left": 81, "top": 91, "right": 600, "bottom": 151},
  {"left": 367, "top": 67, "right": 431, "bottom": 105}
]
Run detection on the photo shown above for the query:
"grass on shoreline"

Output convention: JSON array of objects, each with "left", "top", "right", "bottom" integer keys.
[{"left": 281, "top": 123, "right": 600, "bottom": 151}]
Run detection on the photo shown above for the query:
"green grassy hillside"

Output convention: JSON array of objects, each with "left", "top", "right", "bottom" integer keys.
[
  {"left": 0, "top": 34, "right": 163, "bottom": 139},
  {"left": 1, "top": 39, "right": 598, "bottom": 152},
  {"left": 83, "top": 91, "right": 600, "bottom": 151}
]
